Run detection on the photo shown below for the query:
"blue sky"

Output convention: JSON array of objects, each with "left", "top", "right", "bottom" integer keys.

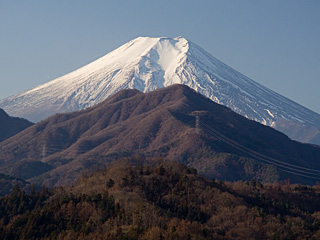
[{"left": 1, "top": 0, "right": 319, "bottom": 113}]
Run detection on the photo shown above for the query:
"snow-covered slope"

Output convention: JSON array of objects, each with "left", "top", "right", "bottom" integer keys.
[{"left": 1, "top": 36, "right": 320, "bottom": 144}]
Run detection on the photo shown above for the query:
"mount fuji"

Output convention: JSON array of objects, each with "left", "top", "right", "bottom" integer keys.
[{"left": 0, "top": 36, "right": 319, "bottom": 144}]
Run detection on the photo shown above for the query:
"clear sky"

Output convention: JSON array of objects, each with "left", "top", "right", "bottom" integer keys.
[{"left": 1, "top": 0, "right": 319, "bottom": 113}]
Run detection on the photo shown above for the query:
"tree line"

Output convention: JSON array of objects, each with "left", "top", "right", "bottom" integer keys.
[{"left": 1, "top": 157, "right": 320, "bottom": 239}]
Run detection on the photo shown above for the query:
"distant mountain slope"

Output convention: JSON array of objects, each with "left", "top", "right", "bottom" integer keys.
[
  {"left": 1, "top": 85, "right": 320, "bottom": 186},
  {"left": 0, "top": 36, "right": 319, "bottom": 144},
  {"left": 0, "top": 108, "right": 33, "bottom": 142}
]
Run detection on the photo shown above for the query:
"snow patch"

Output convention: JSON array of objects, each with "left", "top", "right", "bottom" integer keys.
[{"left": 265, "top": 109, "right": 275, "bottom": 118}]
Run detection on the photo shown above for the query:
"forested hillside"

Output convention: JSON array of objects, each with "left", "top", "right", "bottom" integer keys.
[
  {"left": 1, "top": 158, "right": 320, "bottom": 240},
  {"left": 0, "top": 108, "right": 33, "bottom": 142},
  {"left": 2, "top": 85, "right": 320, "bottom": 187},
  {"left": 0, "top": 174, "right": 29, "bottom": 196}
]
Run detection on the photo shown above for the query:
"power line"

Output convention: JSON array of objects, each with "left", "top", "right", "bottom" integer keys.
[
  {"left": 200, "top": 121, "right": 320, "bottom": 174},
  {"left": 188, "top": 117, "right": 320, "bottom": 180}
]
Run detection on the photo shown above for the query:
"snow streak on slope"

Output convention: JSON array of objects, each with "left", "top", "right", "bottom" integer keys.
[{"left": 0, "top": 36, "right": 320, "bottom": 143}]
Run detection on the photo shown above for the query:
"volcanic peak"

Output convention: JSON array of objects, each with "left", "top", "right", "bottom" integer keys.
[{"left": 1, "top": 36, "right": 320, "bottom": 145}]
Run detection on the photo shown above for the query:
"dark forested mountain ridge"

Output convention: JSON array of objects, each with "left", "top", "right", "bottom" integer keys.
[
  {"left": 0, "top": 85, "right": 320, "bottom": 187},
  {"left": 0, "top": 108, "right": 33, "bottom": 142}
]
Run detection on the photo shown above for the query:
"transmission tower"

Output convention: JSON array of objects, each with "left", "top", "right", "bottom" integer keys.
[
  {"left": 42, "top": 144, "right": 46, "bottom": 161},
  {"left": 195, "top": 115, "right": 200, "bottom": 134}
]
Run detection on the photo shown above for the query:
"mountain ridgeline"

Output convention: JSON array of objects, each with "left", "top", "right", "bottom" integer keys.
[
  {"left": 0, "top": 108, "right": 33, "bottom": 142},
  {"left": 0, "top": 85, "right": 320, "bottom": 187},
  {"left": 0, "top": 36, "right": 319, "bottom": 144}
]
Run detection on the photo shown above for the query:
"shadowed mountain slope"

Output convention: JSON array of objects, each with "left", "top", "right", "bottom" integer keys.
[
  {"left": 0, "top": 85, "right": 320, "bottom": 186},
  {"left": 0, "top": 108, "right": 33, "bottom": 142}
]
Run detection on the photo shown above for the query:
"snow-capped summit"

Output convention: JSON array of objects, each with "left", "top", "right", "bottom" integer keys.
[{"left": 1, "top": 36, "right": 320, "bottom": 144}]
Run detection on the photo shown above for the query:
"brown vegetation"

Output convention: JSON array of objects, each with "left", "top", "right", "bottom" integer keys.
[
  {"left": 1, "top": 158, "right": 320, "bottom": 239},
  {"left": 1, "top": 85, "right": 320, "bottom": 187}
]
